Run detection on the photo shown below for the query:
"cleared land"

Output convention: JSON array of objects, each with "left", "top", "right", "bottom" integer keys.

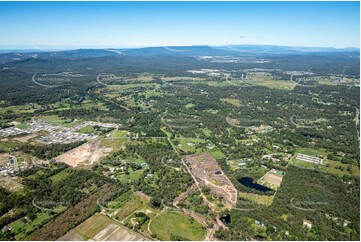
[
  {"left": 259, "top": 172, "right": 283, "bottom": 187},
  {"left": 12, "top": 133, "right": 38, "bottom": 143},
  {"left": 183, "top": 152, "right": 237, "bottom": 207},
  {"left": 55, "top": 141, "right": 113, "bottom": 167}
]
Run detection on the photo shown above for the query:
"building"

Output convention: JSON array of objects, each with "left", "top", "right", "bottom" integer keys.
[
  {"left": 303, "top": 220, "right": 312, "bottom": 229},
  {"left": 296, "top": 153, "right": 323, "bottom": 164}
]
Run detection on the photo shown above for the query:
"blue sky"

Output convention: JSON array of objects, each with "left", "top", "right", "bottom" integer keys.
[{"left": 0, "top": 1, "right": 359, "bottom": 49}]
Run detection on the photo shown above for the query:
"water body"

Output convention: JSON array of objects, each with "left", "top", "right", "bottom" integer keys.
[
  {"left": 220, "top": 213, "right": 231, "bottom": 224},
  {"left": 238, "top": 177, "right": 273, "bottom": 192}
]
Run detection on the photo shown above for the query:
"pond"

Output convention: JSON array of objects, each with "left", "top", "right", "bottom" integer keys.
[
  {"left": 220, "top": 213, "right": 231, "bottom": 224},
  {"left": 237, "top": 177, "right": 273, "bottom": 192}
]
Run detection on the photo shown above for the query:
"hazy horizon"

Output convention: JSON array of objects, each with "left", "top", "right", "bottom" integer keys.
[{"left": 0, "top": 44, "right": 360, "bottom": 52}]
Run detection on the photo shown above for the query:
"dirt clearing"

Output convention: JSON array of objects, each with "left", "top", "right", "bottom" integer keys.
[
  {"left": 183, "top": 152, "right": 237, "bottom": 207},
  {"left": 12, "top": 133, "right": 38, "bottom": 143},
  {"left": 55, "top": 141, "right": 112, "bottom": 167},
  {"left": 259, "top": 172, "right": 283, "bottom": 187}
]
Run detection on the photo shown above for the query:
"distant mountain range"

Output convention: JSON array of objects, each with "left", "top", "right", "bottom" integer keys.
[
  {"left": 122, "top": 45, "right": 360, "bottom": 56},
  {"left": 0, "top": 45, "right": 359, "bottom": 64}
]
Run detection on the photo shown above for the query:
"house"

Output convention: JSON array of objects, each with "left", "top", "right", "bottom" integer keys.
[
  {"left": 1, "top": 226, "right": 11, "bottom": 233},
  {"left": 145, "top": 173, "right": 154, "bottom": 179},
  {"left": 262, "top": 154, "right": 273, "bottom": 159},
  {"left": 303, "top": 220, "right": 312, "bottom": 229},
  {"left": 255, "top": 220, "right": 265, "bottom": 228}
]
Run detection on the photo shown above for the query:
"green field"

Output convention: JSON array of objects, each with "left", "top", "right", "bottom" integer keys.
[
  {"left": 220, "top": 98, "right": 241, "bottom": 107},
  {"left": 117, "top": 168, "right": 145, "bottom": 183},
  {"left": 0, "top": 140, "right": 21, "bottom": 152},
  {"left": 149, "top": 211, "right": 206, "bottom": 241},
  {"left": 254, "top": 80, "right": 296, "bottom": 89},
  {"left": 239, "top": 192, "right": 274, "bottom": 206},
  {"left": 15, "top": 123, "right": 29, "bottom": 129},
  {"left": 10, "top": 209, "right": 66, "bottom": 240},
  {"left": 246, "top": 72, "right": 296, "bottom": 90},
  {"left": 173, "top": 138, "right": 206, "bottom": 153},
  {"left": 290, "top": 156, "right": 360, "bottom": 177},
  {"left": 0, "top": 104, "right": 39, "bottom": 114},
  {"left": 77, "top": 125, "right": 95, "bottom": 134},
  {"left": 75, "top": 213, "right": 114, "bottom": 239},
  {"left": 112, "top": 191, "right": 150, "bottom": 221},
  {"left": 49, "top": 169, "right": 71, "bottom": 182},
  {"left": 172, "top": 138, "right": 224, "bottom": 159},
  {"left": 209, "top": 148, "right": 225, "bottom": 159},
  {"left": 37, "top": 115, "right": 83, "bottom": 128},
  {"left": 112, "top": 130, "right": 129, "bottom": 139},
  {"left": 100, "top": 136, "right": 127, "bottom": 149},
  {"left": 201, "top": 128, "right": 212, "bottom": 137},
  {"left": 296, "top": 147, "right": 326, "bottom": 157},
  {"left": 323, "top": 160, "right": 360, "bottom": 177}
]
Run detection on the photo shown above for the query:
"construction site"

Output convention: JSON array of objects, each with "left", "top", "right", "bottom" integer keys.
[{"left": 183, "top": 152, "right": 237, "bottom": 207}]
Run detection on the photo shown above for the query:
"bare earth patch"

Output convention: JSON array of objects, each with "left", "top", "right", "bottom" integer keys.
[
  {"left": 55, "top": 141, "right": 113, "bottom": 167},
  {"left": 259, "top": 172, "right": 283, "bottom": 187},
  {"left": 12, "top": 133, "right": 38, "bottom": 143},
  {"left": 226, "top": 117, "right": 240, "bottom": 126},
  {"left": 183, "top": 152, "right": 237, "bottom": 207}
]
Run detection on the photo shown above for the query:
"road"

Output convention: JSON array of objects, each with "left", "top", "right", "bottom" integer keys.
[{"left": 355, "top": 108, "right": 360, "bottom": 141}]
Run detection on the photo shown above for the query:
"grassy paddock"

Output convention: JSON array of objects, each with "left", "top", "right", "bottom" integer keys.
[
  {"left": 149, "top": 211, "right": 206, "bottom": 241},
  {"left": 75, "top": 213, "right": 114, "bottom": 239},
  {"left": 238, "top": 192, "right": 274, "bottom": 206}
]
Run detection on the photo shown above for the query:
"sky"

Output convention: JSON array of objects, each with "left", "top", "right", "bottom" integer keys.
[{"left": 0, "top": 1, "right": 359, "bottom": 49}]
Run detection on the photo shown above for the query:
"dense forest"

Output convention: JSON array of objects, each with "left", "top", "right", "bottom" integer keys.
[{"left": 215, "top": 166, "right": 360, "bottom": 240}]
